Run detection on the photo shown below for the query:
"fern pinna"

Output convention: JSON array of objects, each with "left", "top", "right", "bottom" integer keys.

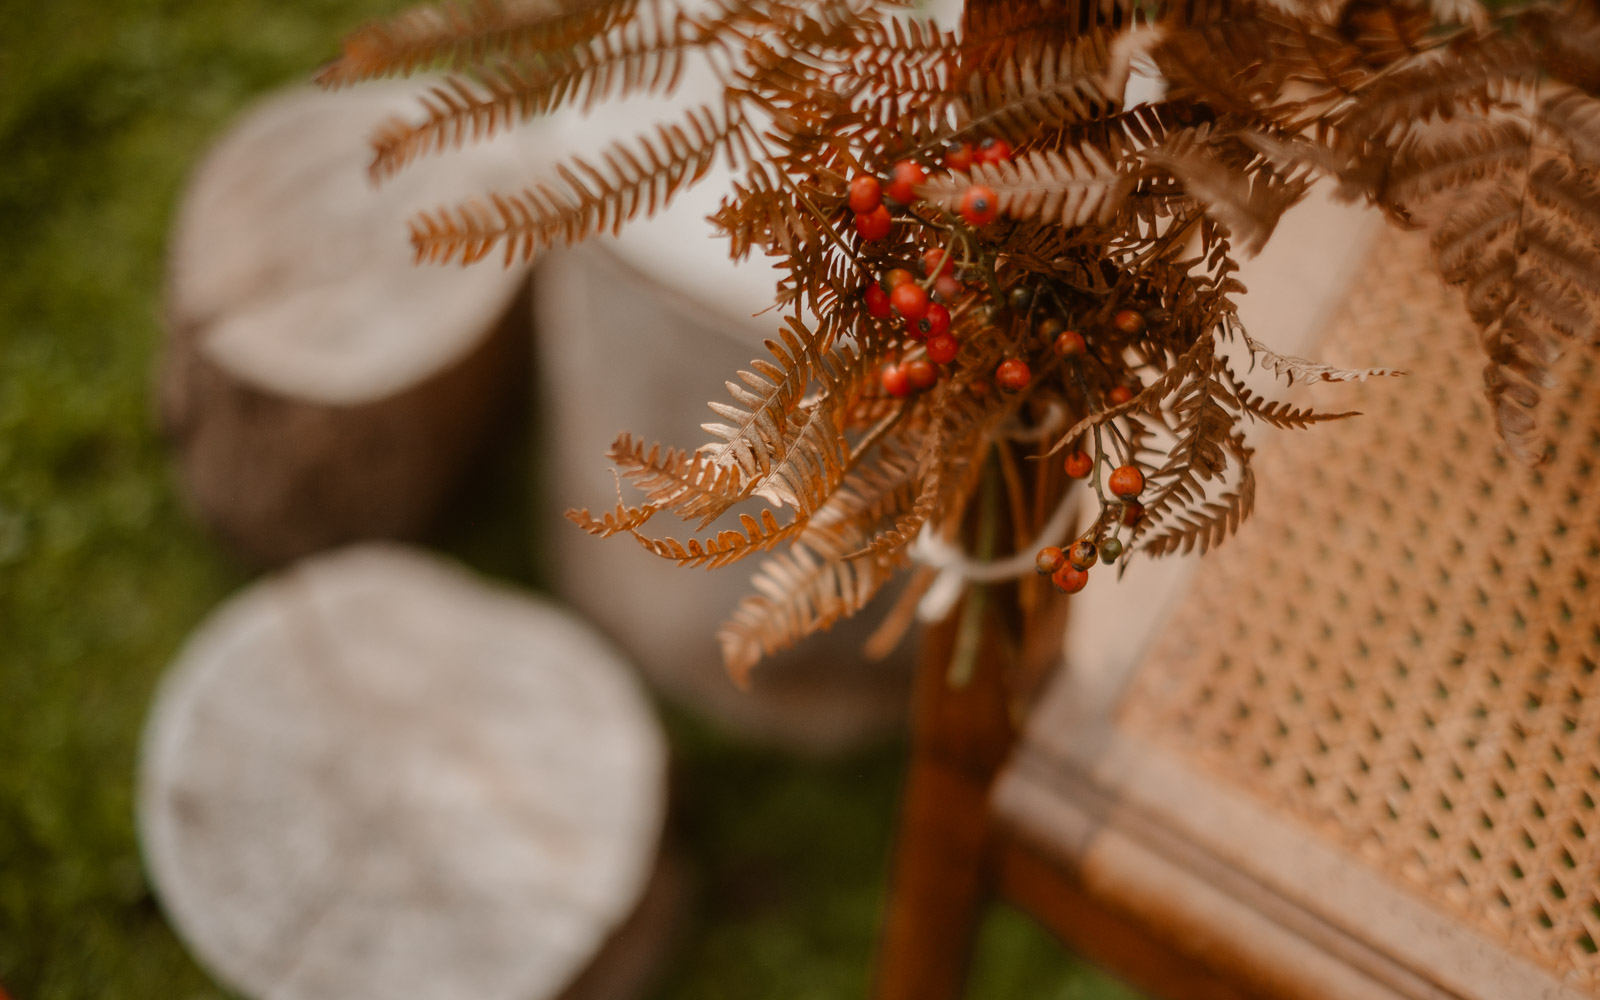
[{"left": 320, "top": 0, "right": 1600, "bottom": 684}]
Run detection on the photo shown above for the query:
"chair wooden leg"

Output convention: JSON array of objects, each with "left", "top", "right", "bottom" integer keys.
[{"left": 873, "top": 594, "right": 1017, "bottom": 1000}]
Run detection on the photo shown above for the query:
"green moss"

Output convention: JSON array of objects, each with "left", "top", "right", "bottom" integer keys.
[{"left": 0, "top": 3, "right": 1137, "bottom": 997}]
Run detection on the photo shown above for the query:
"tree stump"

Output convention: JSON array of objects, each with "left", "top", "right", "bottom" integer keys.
[
  {"left": 138, "top": 545, "right": 673, "bottom": 1000},
  {"left": 162, "top": 84, "right": 549, "bottom": 566}
]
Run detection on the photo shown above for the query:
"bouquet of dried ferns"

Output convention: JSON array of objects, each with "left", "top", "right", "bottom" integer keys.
[{"left": 318, "top": 0, "right": 1600, "bottom": 684}]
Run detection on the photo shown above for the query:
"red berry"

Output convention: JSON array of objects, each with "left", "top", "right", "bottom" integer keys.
[
  {"left": 995, "top": 358, "right": 1031, "bottom": 392},
  {"left": 864, "top": 283, "right": 891, "bottom": 318},
  {"left": 1113, "top": 309, "right": 1147, "bottom": 334},
  {"left": 960, "top": 185, "right": 999, "bottom": 226},
  {"left": 944, "top": 141, "right": 976, "bottom": 173},
  {"left": 1037, "top": 317, "right": 1065, "bottom": 339},
  {"left": 883, "top": 268, "right": 915, "bottom": 290},
  {"left": 1053, "top": 329, "right": 1087, "bottom": 357},
  {"left": 1051, "top": 563, "right": 1090, "bottom": 594},
  {"left": 978, "top": 137, "right": 1013, "bottom": 164},
  {"left": 904, "top": 357, "right": 938, "bottom": 390},
  {"left": 914, "top": 302, "right": 951, "bottom": 339},
  {"left": 1068, "top": 539, "right": 1098, "bottom": 571},
  {"left": 1120, "top": 500, "right": 1145, "bottom": 527},
  {"left": 881, "top": 364, "right": 912, "bottom": 398},
  {"left": 854, "top": 205, "right": 892, "bottom": 241},
  {"left": 1036, "top": 546, "right": 1067, "bottom": 575},
  {"left": 891, "top": 282, "right": 929, "bottom": 321},
  {"left": 1064, "top": 450, "right": 1092, "bottom": 479},
  {"left": 934, "top": 274, "right": 964, "bottom": 302},
  {"left": 1108, "top": 464, "right": 1145, "bottom": 499},
  {"left": 926, "top": 332, "right": 959, "bottom": 364},
  {"left": 887, "top": 160, "right": 927, "bottom": 204},
  {"left": 1107, "top": 385, "right": 1134, "bottom": 406},
  {"left": 849, "top": 174, "right": 882, "bottom": 214},
  {"left": 922, "top": 246, "right": 954, "bottom": 279}
]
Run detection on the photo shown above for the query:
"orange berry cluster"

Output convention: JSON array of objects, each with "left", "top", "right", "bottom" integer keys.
[
  {"left": 850, "top": 140, "right": 1014, "bottom": 245},
  {"left": 1037, "top": 461, "right": 1145, "bottom": 593},
  {"left": 854, "top": 141, "right": 1158, "bottom": 519},
  {"left": 871, "top": 262, "right": 959, "bottom": 397}
]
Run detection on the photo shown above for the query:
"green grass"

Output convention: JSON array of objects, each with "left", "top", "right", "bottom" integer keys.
[{"left": 0, "top": 4, "right": 1139, "bottom": 998}]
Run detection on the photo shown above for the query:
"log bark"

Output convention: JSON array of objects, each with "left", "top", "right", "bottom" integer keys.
[
  {"left": 139, "top": 545, "right": 673, "bottom": 1000},
  {"left": 162, "top": 84, "right": 548, "bottom": 566}
]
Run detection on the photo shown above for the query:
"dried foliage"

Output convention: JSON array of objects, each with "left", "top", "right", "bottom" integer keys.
[{"left": 324, "top": 0, "right": 1600, "bottom": 681}]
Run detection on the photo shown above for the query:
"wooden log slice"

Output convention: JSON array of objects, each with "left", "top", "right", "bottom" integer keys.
[
  {"left": 162, "top": 84, "right": 551, "bottom": 566},
  {"left": 138, "top": 545, "right": 670, "bottom": 1000}
]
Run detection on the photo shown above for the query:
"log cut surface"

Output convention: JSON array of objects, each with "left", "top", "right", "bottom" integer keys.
[
  {"left": 161, "top": 82, "right": 551, "bottom": 565},
  {"left": 139, "top": 545, "right": 667, "bottom": 1000}
]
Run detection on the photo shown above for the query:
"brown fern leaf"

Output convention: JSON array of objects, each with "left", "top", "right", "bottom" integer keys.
[
  {"left": 702, "top": 320, "right": 824, "bottom": 477},
  {"left": 1153, "top": 15, "right": 1303, "bottom": 118},
  {"left": 565, "top": 498, "right": 657, "bottom": 536},
  {"left": 955, "top": 35, "right": 1125, "bottom": 144},
  {"left": 747, "top": 396, "right": 849, "bottom": 514},
  {"left": 1540, "top": 86, "right": 1600, "bottom": 168},
  {"left": 918, "top": 143, "right": 1132, "bottom": 227},
  {"left": 608, "top": 433, "right": 747, "bottom": 527},
  {"left": 1045, "top": 329, "right": 1217, "bottom": 457},
  {"left": 849, "top": 16, "right": 962, "bottom": 86},
  {"left": 809, "top": 442, "right": 925, "bottom": 555},
  {"left": 1528, "top": 159, "right": 1600, "bottom": 279},
  {"left": 1427, "top": 151, "right": 1600, "bottom": 459},
  {"left": 409, "top": 101, "right": 740, "bottom": 264},
  {"left": 1522, "top": 1, "right": 1600, "bottom": 94},
  {"left": 1380, "top": 119, "right": 1533, "bottom": 212},
  {"left": 710, "top": 175, "right": 812, "bottom": 258},
  {"left": 1239, "top": 327, "right": 1406, "bottom": 383},
  {"left": 1037, "top": 100, "right": 1190, "bottom": 161},
  {"left": 848, "top": 466, "right": 940, "bottom": 558},
  {"left": 316, "top": 0, "right": 636, "bottom": 88},
  {"left": 717, "top": 543, "right": 901, "bottom": 686},
  {"left": 630, "top": 507, "right": 807, "bottom": 568},
  {"left": 961, "top": 0, "right": 1131, "bottom": 64},
  {"left": 368, "top": 10, "right": 713, "bottom": 180},
  {"left": 1227, "top": 379, "right": 1361, "bottom": 428},
  {"left": 1431, "top": 183, "right": 1520, "bottom": 282},
  {"left": 1143, "top": 127, "right": 1311, "bottom": 254},
  {"left": 837, "top": 409, "right": 960, "bottom": 560},
  {"left": 1337, "top": 33, "right": 1536, "bottom": 142},
  {"left": 1154, "top": 370, "right": 1233, "bottom": 483},
  {"left": 1142, "top": 462, "right": 1255, "bottom": 557}
]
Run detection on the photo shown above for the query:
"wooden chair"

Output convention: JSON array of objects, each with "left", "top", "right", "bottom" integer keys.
[{"left": 876, "top": 229, "right": 1600, "bottom": 1000}]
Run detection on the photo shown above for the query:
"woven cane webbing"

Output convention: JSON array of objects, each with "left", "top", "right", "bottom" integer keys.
[{"left": 1119, "top": 230, "right": 1600, "bottom": 990}]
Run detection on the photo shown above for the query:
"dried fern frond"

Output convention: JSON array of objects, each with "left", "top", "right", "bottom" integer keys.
[
  {"left": 718, "top": 543, "right": 902, "bottom": 687},
  {"left": 955, "top": 35, "right": 1126, "bottom": 144},
  {"left": 1539, "top": 86, "right": 1600, "bottom": 166},
  {"left": 1143, "top": 126, "right": 1311, "bottom": 254},
  {"left": 701, "top": 321, "right": 825, "bottom": 476},
  {"left": 919, "top": 143, "right": 1131, "bottom": 226},
  {"left": 1141, "top": 462, "right": 1255, "bottom": 557},
  {"left": 368, "top": 6, "right": 712, "bottom": 179},
  {"left": 409, "top": 101, "right": 741, "bottom": 264},
  {"left": 334, "top": 0, "right": 1600, "bottom": 680},
  {"left": 629, "top": 507, "right": 808, "bottom": 568},
  {"left": 1239, "top": 327, "right": 1407, "bottom": 384},
  {"left": 607, "top": 432, "right": 747, "bottom": 527},
  {"left": 316, "top": 0, "right": 639, "bottom": 87}
]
